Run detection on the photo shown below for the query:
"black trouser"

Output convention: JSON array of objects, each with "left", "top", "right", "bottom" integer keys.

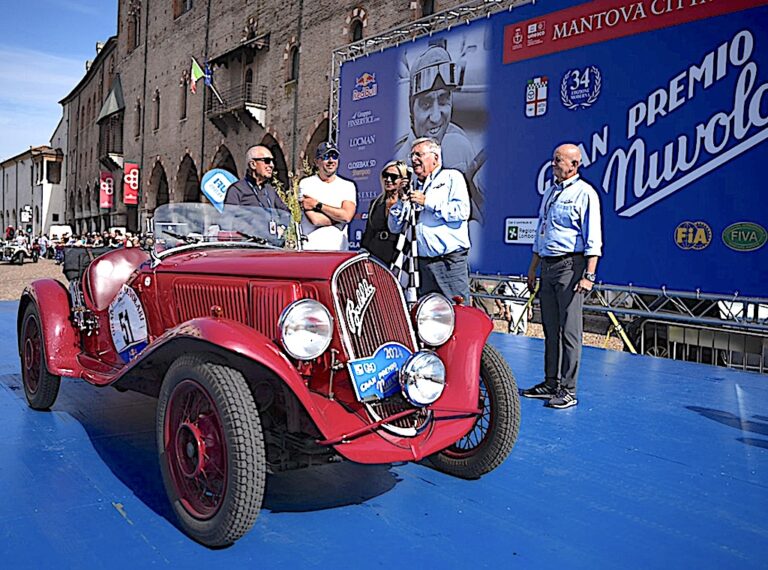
[{"left": 540, "top": 253, "right": 585, "bottom": 392}]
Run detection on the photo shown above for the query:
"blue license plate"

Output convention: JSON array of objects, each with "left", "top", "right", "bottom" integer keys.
[{"left": 347, "top": 342, "right": 412, "bottom": 402}]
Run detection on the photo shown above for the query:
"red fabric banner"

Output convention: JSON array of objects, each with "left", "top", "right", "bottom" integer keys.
[
  {"left": 504, "top": 0, "right": 767, "bottom": 65},
  {"left": 99, "top": 171, "right": 114, "bottom": 209},
  {"left": 123, "top": 162, "right": 140, "bottom": 205}
]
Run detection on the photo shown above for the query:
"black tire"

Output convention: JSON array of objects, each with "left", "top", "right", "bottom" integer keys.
[
  {"left": 429, "top": 344, "right": 520, "bottom": 479},
  {"left": 157, "top": 355, "right": 265, "bottom": 547},
  {"left": 14, "top": 252, "right": 24, "bottom": 265},
  {"left": 19, "top": 303, "right": 61, "bottom": 410}
]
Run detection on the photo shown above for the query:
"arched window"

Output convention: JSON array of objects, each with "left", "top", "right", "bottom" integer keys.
[
  {"left": 244, "top": 68, "right": 253, "bottom": 98},
  {"left": 421, "top": 0, "right": 435, "bottom": 17},
  {"left": 289, "top": 46, "right": 299, "bottom": 81},
  {"left": 153, "top": 89, "right": 161, "bottom": 131},
  {"left": 350, "top": 19, "right": 363, "bottom": 42},
  {"left": 180, "top": 72, "right": 188, "bottom": 120},
  {"left": 127, "top": 2, "right": 141, "bottom": 52},
  {"left": 134, "top": 99, "right": 142, "bottom": 138},
  {"left": 173, "top": 0, "right": 193, "bottom": 19}
]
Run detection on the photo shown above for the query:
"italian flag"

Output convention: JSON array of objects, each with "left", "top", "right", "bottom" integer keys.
[{"left": 190, "top": 57, "right": 205, "bottom": 94}]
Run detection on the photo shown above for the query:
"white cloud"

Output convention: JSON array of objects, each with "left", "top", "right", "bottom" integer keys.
[{"left": 0, "top": 46, "right": 86, "bottom": 162}]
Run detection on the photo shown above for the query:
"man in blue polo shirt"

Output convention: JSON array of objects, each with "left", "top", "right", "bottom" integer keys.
[
  {"left": 224, "top": 144, "right": 288, "bottom": 212},
  {"left": 388, "top": 136, "right": 471, "bottom": 302},
  {"left": 522, "top": 143, "right": 602, "bottom": 409}
]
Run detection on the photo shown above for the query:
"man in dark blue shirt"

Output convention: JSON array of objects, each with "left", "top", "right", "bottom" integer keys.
[{"left": 224, "top": 144, "right": 288, "bottom": 212}]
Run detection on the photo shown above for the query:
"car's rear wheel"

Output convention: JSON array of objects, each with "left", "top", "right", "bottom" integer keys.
[
  {"left": 429, "top": 344, "right": 520, "bottom": 479},
  {"left": 20, "top": 303, "right": 61, "bottom": 410},
  {"left": 157, "top": 355, "right": 265, "bottom": 547},
  {"left": 14, "top": 252, "right": 24, "bottom": 265}
]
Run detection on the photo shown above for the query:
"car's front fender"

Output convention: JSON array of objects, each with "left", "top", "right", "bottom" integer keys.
[{"left": 18, "top": 279, "right": 81, "bottom": 376}]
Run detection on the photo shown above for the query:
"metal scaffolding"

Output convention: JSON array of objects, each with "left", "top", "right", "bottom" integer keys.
[{"left": 329, "top": 0, "right": 533, "bottom": 144}]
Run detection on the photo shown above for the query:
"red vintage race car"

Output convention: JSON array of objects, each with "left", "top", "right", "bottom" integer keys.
[{"left": 18, "top": 202, "right": 520, "bottom": 547}]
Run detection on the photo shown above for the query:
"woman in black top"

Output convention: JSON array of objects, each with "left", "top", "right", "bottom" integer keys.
[{"left": 361, "top": 161, "right": 410, "bottom": 266}]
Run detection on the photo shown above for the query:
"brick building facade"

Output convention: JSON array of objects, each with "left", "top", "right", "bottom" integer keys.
[{"left": 61, "top": 0, "right": 464, "bottom": 234}]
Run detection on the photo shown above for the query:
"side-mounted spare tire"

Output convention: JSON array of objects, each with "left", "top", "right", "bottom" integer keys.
[
  {"left": 429, "top": 344, "right": 520, "bottom": 479},
  {"left": 156, "top": 354, "right": 266, "bottom": 547}
]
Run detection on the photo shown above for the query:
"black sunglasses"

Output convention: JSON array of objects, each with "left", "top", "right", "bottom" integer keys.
[
  {"left": 251, "top": 157, "right": 275, "bottom": 165},
  {"left": 320, "top": 151, "right": 339, "bottom": 161},
  {"left": 381, "top": 173, "right": 401, "bottom": 183}
]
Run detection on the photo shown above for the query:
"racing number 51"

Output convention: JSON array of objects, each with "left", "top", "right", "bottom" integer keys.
[{"left": 118, "top": 310, "right": 135, "bottom": 345}]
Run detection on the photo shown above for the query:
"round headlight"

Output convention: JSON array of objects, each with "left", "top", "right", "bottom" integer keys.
[
  {"left": 399, "top": 351, "right": 446, "bottom": 407},
  {"left": 415, "top": 293, "right": 455, "bottom": 346},
  {"left": 278, "top": 299, "right": 333, "bottom": 360}
]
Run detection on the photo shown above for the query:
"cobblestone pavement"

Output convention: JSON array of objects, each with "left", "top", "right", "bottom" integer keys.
[
  {"left": 0, "top": 257, "right": 624, "bottom": 351},
  {"left": 0, "top": 258, "right": 66, "bottom": 301}
]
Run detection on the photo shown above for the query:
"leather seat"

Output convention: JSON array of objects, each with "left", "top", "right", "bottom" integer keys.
[{"left": 82, "top": 248, "right": 150, "bottom": 312}]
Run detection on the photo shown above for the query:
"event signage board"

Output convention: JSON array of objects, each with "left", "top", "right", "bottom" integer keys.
[
  {"left": 99, "top": 171, "right": 114, "bottom": 209},
  {"left": 123, "top": 162, "right": 140, "bottom": 205},
  {"left": 336, "top": 0, "right": 768, "bottom": 297}
]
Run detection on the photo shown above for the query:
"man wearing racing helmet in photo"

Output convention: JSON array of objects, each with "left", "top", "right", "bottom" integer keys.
[{"left": 395, "top": 39, "right": 485, "bottom": 223}]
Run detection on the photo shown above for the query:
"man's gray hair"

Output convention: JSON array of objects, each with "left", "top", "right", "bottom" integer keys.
[{"left": 411, "top": 137, "right": 442, "bottom": 163}]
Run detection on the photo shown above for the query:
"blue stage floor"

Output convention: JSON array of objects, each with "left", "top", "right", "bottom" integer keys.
[{"left": 1, "top": 300, "right": 766, "bottom": 569}]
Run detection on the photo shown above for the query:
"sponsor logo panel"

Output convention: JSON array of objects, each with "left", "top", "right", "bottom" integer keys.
[
  {"left": 525, "top": 76, "right": 548, "bottom": 117},
  {"left": 505, "top": 217, "right": 538, "bottom": 244},
  {"left": 674, "top": 221, "right": 711, "bottom": 250},
  {"left": 722, "top": 221, "right": 767, "bottom": 251},
  {"left": 561, "top": 66, "right": 602, "bottom": 110},
  {"left": 347, "top": 109, "right": 381, "bottom": 128},
  {"left": 352, "top": 72, "right": 378, "bottom": 101}
]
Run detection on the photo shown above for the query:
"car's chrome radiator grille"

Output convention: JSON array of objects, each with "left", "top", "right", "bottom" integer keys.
[{"left": 333, "top": 257, "right": 415, "bottom": 360}]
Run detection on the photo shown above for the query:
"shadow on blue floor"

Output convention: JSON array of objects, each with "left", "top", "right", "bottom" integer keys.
[{"left": 1, "top": 299, "right": 767, "bottom": 569}]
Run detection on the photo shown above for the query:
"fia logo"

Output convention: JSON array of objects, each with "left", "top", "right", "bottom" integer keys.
[
  {"left": 525, "top": 76, "right": 548, "bottom": 118},
  {"left": 674, "top": 221, "right": 711, "bottom": 251},
  {"left": 561, "top": 66, "right": 602, "bottom": 110}
]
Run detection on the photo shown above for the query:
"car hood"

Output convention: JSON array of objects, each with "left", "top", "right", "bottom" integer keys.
[{"left": 154, "top": 247, "right": 359, "bottom": 281}]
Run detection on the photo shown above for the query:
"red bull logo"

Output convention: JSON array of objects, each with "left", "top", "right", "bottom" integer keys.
[{"left": 353, "top": 72, "right": 378, "bottom": 101}]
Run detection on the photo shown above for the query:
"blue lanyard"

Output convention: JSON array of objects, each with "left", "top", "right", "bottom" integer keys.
[{"left": 246, "top": 178, "right": 275, "bottom": 211}]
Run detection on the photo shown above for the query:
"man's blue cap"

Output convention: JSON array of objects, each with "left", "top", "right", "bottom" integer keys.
[{"left": 315, "top": 141, "right": 339, "bottom": 158}]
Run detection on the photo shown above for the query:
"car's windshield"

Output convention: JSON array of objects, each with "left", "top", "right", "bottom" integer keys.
[{"left": 151, "top": 202, "right": 293, "bottom": 256}]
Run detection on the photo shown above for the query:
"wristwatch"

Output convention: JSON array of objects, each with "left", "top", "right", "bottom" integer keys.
[
  {"left": 313, "top": 202, "right": 324, "bottom": 212},
  {"left": 584, "top": 272, "right": 597, "bottom": 283}
]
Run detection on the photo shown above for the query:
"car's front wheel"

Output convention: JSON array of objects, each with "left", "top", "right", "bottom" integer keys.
[
  {"left": 19, "top": 303, "right": 61, "bottom": 410},
  {"left": 157, "top": 355, "right": 266, "bottom": 547},
  {"left": 429, "top": 344, "right": 520, "bottom": 479}
]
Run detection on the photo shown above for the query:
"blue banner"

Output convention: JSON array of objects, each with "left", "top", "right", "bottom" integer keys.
[{"left": 337, "top": 0, "right": 768, "bottom": 297}]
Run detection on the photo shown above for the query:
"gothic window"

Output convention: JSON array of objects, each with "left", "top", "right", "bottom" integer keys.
[
  {"left": 288, "top": 47, "right": 299, "bottom": 81},
  {"left": 134, "top": 99, "right": 142, "bottom": 138},
  {"left": 128, "top": 2, "right": 141, "bottom": 51},
  {"left": 180, "top": 71, "right": 188, "bottom": 120},
  {"left": 350, "top": 19, "right": 363, "bottom": 42},
  {"left": 421, "top": 0, "right": 435, "bottom": 17},
  {"left": 153, "top": 89, "right": 161, "bottom": 131}
]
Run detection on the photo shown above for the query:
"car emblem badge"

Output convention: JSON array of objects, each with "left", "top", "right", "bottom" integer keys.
[{"left": 346, "top": 278, "right": 376, "bottom": 336}]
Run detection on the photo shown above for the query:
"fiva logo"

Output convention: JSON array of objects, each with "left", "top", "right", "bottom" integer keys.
[
  {"left": 674, "top": 221, "right": 711, "bottom": 251},
  {"left": 722, "top": 222, "right": 767, "bottom": 252}
]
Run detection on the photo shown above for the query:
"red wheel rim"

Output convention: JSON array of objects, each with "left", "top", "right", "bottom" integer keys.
[
  {"left": 164, "top": 379, "right": 227, "bottom": 520},
  {"left": 443, "top": 376, "right": 492, "bottom": 459},
  {"left": 22, "top": 315, "right": 42, "bottom": 394}
]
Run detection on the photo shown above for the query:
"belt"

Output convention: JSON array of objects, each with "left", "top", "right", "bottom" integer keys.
[
  {"left": 421, "top": 248, "right": 468, "bottom": 262},
  {"left": 541, "top": 252, "right": 583, "bottom": 263}
]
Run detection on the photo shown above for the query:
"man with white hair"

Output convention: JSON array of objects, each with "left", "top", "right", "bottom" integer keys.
[
  {"left": 388, "top": 136, "right": 471, "bottom": 302},
  {"left": 522, "top": 143, "right": 603, "bottom": 409}
]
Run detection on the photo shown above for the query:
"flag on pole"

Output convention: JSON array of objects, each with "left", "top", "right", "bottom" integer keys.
[{"left": 190, "top": 57, "right": 205, "bottom": 94}]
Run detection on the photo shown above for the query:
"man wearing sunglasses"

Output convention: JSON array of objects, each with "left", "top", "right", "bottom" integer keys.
[
  {"left": 299, "top": 142, "right": 357, "bottom": 250},
  {"left": 224, "top": 145, "right": 288, "bottom": 213}
]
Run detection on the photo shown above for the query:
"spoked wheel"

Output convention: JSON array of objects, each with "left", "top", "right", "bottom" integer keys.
[
  {"left": 157, "top": 355, "right": 265, "bottom": 547},
  {"left": 429, "top": 344, "right": 520, "bottom": 479},
  {"left": 19, "top": 303, "right": 61, "bottom": 410}
]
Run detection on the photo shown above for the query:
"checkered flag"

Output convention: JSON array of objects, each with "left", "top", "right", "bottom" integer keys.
[{"left": 390, "top": 202, "right": 420, "bottom": 305}]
